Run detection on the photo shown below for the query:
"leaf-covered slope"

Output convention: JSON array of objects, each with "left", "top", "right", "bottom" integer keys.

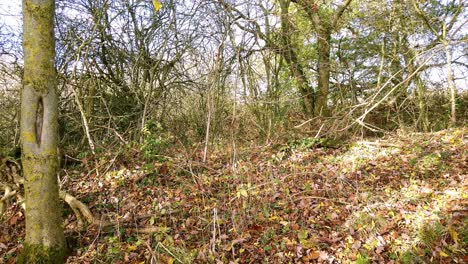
[{"left": 1, "top": 128, "right": 466, "bottom": 263}]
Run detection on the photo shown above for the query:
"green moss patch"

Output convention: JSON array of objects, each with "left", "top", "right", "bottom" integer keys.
[{"left": 17, "top": 243, "right": 68, "bottom": 264}]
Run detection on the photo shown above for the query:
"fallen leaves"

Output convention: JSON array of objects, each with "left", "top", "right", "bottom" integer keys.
[{"left": 1, "top": 128, "right": 467, "bottom": 263}]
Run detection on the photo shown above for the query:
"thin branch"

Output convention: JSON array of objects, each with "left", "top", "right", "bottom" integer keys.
[{"left": 333, "top": 0, "right": 353, "bottom": 28}]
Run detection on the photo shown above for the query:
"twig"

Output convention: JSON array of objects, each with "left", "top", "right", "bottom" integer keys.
[
  {"left": 315, "top": 123, "right": 325, "bottom": 138},
  {"left": 158, "top": 241, "right": 183, "bottom": 263},
  {"left": 86, "top": 215, "right": 104, "bottom": 257},
  {"left": 127, "top": 226, "right": 171, "bottom": 234},
  {"left": 146, "top": 239, "right": 158, "bottom": 263},
  {"left": 292, "top": 195, "right": 350, "bottom": 205},
  {"left": 101, "top": 152, "right": 119, "bottom": 175},
  {"left": 211, "top": 208, "right": 218, "bottom": 253},
  {"left": 293, "top": 117, "right": 315, "bottom": 128},
  {"left": 356, "top": 141, "right": 400, "bottom": 148}
]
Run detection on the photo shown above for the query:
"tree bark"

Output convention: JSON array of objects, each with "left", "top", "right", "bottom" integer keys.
[
  {"left": 291, "top": 0, "right": 353, "bottom": 116},
  {"left": 19, "top": 0, "right": 67, "bottom": 263},
  {"left": 443, "top": 40, "right": 457, "bottom": 126},
  {"left": 279, "top": 0, "right": 314, "bottom": 115},
  {"left": 416, "top": 76, "right": 429, "bottom": 131},
  {"left": 315, "top": 27, "right": 331, "bottom": 116},
  {"left": 401, "top": 37, "right": 429, "bottom": 132}
]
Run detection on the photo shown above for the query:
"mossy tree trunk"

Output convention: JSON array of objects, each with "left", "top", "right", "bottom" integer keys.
[
  {"left": 291, "top": 0, "right": 353, "bottom": 117},
  {"left": 278, "top": 0, "right": 314, "bottom": 115},
  {"left": 315, "top": 26, "right": 331, "bottom": 116},
  {"left": 18, "top": 0, "right": 67, "bottom": 263}
]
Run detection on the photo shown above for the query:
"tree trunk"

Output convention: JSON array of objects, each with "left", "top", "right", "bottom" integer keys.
[
  {"left": 403, "top": 42, "right": 428, "bottom": 132},
  {"left": 18, "top": 0, "right": 67, "bottom": 263},
  {"left": 290, "top": 0, "right": 353, "bottom": 116},
  {"left": 443, "top": 40, "right": 457, "bottom": 126},
  {"left": 416, "top": 76, "right": 429, "bottom": 132},
  {"left": 315, "top": 28, "right": 331, "bottom": 116},
  {"left": 279, "top": 0, "right": 314, "bottom": 115}
]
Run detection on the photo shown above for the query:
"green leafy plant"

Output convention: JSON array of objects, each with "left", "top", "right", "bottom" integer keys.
[
  {"left": 419, "top": 220, "right": 445, "bottom": 249},
  {"left": 141, "top": 121, "right": 173, "bottom": 162},
  {"left": 260, "top": 228, "right": 276, "bottom": 245},
  {"left": 104, "top": 235, "right": 123, "bottom": 262},
  {"left": 399, "top": 251, "right": 425, "bottom": 264},
  {"left": 289, "top": 137, "right": 321, "bottom": 150},
  {"left": 355, "top": 253, "right": 371, "bottom": 264}
]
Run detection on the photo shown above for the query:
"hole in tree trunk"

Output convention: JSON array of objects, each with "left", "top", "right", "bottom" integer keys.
[{"left": 35, "top": 97, "right": 44, "bottom": 145}]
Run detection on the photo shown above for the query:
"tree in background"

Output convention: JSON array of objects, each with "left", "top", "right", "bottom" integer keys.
[
  {"left": 291, "top": 0, "right": 353, "bottom": 116},
  {"left": 411, "top": 0, "right": 465, "bottom": 126},
  {"left": 18, "top": 0, "right": 67, "bottom": 262},
  {"left": 0, "top": 0, "right": 466, "bottom": 158}
]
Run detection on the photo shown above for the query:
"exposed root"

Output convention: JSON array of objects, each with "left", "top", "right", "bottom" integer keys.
[
  {"left": 59, "top": 191, "right": 95, "bottom": 229},
  {"left": 1, "top": 157, "right": 95, "bottom": 229}
]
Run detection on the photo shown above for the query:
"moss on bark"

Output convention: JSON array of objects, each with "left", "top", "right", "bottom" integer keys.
[
  {"left": 17, "top": 243, "right": 68, "bottom": 264},
  {"left": 21, "top": 0, "right": 67, "bottom": 261}
]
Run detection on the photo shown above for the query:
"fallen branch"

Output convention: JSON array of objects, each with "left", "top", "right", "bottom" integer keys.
[
  {"left": 292, "top": 195, "right": 350, "bottom": 205},
  {"left": 128, "top": 226, "right": 171, "bottom": 234},
  {"left": 356, "top": 141, "right": 400, "bottom": 148}
]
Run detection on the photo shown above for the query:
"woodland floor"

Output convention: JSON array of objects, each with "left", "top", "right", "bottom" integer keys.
[{"left": 1, "top": 128, "right": 467, "bottom": 264}]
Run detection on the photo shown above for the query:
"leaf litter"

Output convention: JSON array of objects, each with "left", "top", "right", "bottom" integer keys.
[{"left": 0, "top": 128, "right": 466, "bottom": 263}]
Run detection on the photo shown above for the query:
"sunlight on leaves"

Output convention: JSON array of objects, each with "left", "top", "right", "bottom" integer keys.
[{"left": 152, "top": 0, "right": 162, "bottom": 11}]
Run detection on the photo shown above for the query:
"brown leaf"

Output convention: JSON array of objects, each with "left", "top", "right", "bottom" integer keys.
[
  {"left": 291, "top": 223, "right": 300, "bottom": 230},
  {"left": 231, "top": 239, "right": 244, "bottom": 246},
  {"left": 352, "top": 240, "right": 362, "bottom": 250},
  {"left": 376, "top": 246, "right": 385, "bottom": 254},
  {"left": 247, "top": 224, "right": 263, "bottom": 233},
  {"left": 319, "top": 251, "right": 329, "bottom": 260},
  {"left": 9, "top": 215, "right": 19, "bottom": 225},
  {"left": 159, "top": 163, "right": 169, "bottom": 175},
  {"left": 348, "top": 253, "right": 357, "bottom": 260},
  {"left": 7, "top": 256, "right": 16, "bottom": 264},
  {"left": 303, "top": 251, "right": 320, "bottom": 261}
]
